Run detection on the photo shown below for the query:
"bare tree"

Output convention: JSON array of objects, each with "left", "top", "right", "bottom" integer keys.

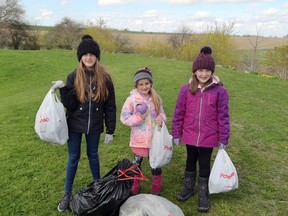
[
  {"left": 167, "top": 34, "right": 181, "bottom": 50},
  {"left": 43, "top": 17, "right": 83, "bottom": 49},
  {"left": 0, "top": 0, "right": 24, "bottom": 23},
  {"left": 0, "top": 0, "right": 38, "bottom": 49},
  {"left": 167, "top": 25, "right": 192, "bottom": 49},
  {"left": 240, "top": 24, "right": 267, "bottom": 72},
  {"left": 208, "top": 21, "right": 236, "bottom": 35},
  {"left": 247, "top": 25, "right": 266, "bottom": 71},
  {"left": 178, "top": 25, "right": 192, "bottom": 45}
]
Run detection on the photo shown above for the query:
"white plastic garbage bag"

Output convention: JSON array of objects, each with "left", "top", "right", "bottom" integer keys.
[
  {"left": 209, "top": 148, "right": 238, "bottom": 194},
  {"left": 119, "top": 194, "right": 185, "bottom": 216},
  {"left": 149, "top": 122, "right": 173, "bottom": 169},
  {"left": 34, "top": 89, "right": 68, "bottom": 144}
]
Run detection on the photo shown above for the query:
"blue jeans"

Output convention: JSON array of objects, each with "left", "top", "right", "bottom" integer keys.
[{"left": 64, "top": 131, "right": 100, "bottom": 193}]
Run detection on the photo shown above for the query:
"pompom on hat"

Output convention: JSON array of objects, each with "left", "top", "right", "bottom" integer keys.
[
  {"left": 192, "top": 46, "right": 215, "bottom": 73},
  {"left": 134, "top": 67, "right": 153, "bottom": 86},
  {"left": 77, "top": 35, "right": 100, "bottom": 61}
]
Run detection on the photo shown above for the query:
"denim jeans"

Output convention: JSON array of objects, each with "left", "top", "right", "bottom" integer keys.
[{"left": 64, "top": 131, "right": 100, "bottom": 193}]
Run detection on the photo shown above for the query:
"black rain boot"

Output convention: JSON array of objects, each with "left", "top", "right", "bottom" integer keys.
[
  {"left": 57, "top": 192, "right": 71, "bottom": 212},
  {"left": 176, "top": 171, "right": 196, "bottom": 201},
  {"left": 197, "top": 177, "right": 209, "bottom": 212}
]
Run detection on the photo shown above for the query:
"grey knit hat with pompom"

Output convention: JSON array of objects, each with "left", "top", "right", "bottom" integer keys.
[{"left": 134, "top": 67, "right": 153, "bottom": 86}]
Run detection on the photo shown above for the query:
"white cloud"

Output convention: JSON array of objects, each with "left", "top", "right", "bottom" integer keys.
[
  {"left": 34, "top": 16, "right": 42, "bottom": 22},
  {"left": 32, "top": 9, "right": 54, "bottom": 25},
  {"left": 144, "top": 10, "right": 158, "bottom": 17},
  {"left": 192, "top": 11, "right": 210, "bottom": 19},
  {"left": 134, "top": 19, "right": 143, "bottom": 25},
  {"left": 163, "top": 0, "right": 273, "bottom": 5},
  {"left": 40, "top": 9, "right": 54, "bottom": 18},
  {"left": 98, "top": 0, "right": 134, "bottom": 6},
  {"left": 164, "top": 0, "right": 199, "bottom": 4},
  {"left": 262, "top": 8, "right": 279, "bottom": 16},
  {"left": 194, "top": 21, "right": 206, "bottom": 28},
  {"left": 61, "top": 0, "right": 69, "bottom": 5}
]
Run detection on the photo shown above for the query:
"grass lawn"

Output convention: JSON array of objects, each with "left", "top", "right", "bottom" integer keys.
[{"left": 0, "top": 50, "right": 287, "bottom": 216}]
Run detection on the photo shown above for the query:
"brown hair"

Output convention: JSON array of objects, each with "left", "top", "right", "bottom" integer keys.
[{"left": 75, "top": 59, "right": 112, "bottom": 103}]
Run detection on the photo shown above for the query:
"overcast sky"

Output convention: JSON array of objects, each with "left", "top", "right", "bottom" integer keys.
[{"left": 20, "top": 0, "right": 288, "bottom": 37}]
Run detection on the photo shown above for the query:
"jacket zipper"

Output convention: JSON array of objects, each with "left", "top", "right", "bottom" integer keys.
[
  {"left": 196, "top": 90, "right": 204, "bottom": 146},
  {"left": 87, "top": 75, "right": 92, "bottom": 134}
]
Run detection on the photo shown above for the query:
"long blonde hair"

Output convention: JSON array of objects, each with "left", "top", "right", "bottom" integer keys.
[
  {"left": 150, "top": 87, "right": 162, "bottom": 115},
  {"left": 75, "top": 59, "right": 112, "bottom": 103}
]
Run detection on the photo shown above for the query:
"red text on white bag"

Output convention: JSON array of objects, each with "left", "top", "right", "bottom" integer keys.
[
  {"left": 164, "top": 145, "right": 172, "bottom": 150},
  {"left": 40, "top": 117, "right": 49, "bottom": 123},
  {"left": 220, "top": 172, "right": 235, "bottom": 179}
]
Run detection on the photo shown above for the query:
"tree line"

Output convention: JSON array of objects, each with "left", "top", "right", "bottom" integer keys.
[{"left": 0, "top": 0, "right": 287, "bottom": 80}]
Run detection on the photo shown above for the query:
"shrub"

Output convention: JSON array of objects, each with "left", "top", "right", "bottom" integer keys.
[
  {"left": 265, "top": 45, "right": 288, "bottom": 80},
  {"left": 135, "top": 38, "right": 174, "bottom": 59},
  {"left": 83, "top": 27, "right": 117, "bottom": 53}
]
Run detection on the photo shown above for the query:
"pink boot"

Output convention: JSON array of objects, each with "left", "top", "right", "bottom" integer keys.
[
  {"left": 131, "top": 175, "right": 141, "bottom": 195},
  {"left": 150, "top": 175, "right": 162, "bottom": 195}
]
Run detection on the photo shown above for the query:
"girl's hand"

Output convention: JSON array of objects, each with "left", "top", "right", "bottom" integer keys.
[
  {"left": 154, "top": 116, "right": 163, "bottom": 125},
  {"left": 140, "top": 109, "right": 149, "bottom": 120},
  {"left": 174, "top": 139, "right": 180, "bottom": 145}
]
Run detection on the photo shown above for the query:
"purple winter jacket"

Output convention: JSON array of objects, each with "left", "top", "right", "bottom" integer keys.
[{"left": 172, "top": 77, "right": 230, "bottom": 148}]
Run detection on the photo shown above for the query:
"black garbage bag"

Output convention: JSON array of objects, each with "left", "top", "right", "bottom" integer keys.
[{"left": 70, "top": 158, "right": 146, "bottom": 216}]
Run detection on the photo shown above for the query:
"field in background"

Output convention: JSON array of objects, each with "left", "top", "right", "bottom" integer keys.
[
  {"left": 120, "top": 32, "right": 288, "bottom": 50},
  {"left": 33, "top": 24, "right": 288, "bottom": 51}
]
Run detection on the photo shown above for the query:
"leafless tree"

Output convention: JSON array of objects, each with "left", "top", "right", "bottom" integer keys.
[
  {"left": 208, "top": 21, "right": 236, "bottom": 35},
  {"left": 241, "top": 24, "right": 266, "bottom": 72},
  {"left": 0, "top": 0, "right": 37, "bottom": 49},
  {"left": 43, "top": 17, "right": 83, "bottom": 49},
  {"left": 167, "top": 25, "right": 192, "bottom": 49},
  {"left": 247, "top": 25, "right": 265, "bottom": 71},
  {"left": 178, "top": 25, "right": 192, "bottom": 45},
  {"left": 0, "top": 0, "right": 24, "bottom": 23}
]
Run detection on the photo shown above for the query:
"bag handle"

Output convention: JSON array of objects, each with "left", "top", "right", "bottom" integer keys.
[
  {"left": 49, "top": 89, "right": 62, "bottom": 104},
  {"left": 116, "top": 165, "right": 149, "bottom": 181}
]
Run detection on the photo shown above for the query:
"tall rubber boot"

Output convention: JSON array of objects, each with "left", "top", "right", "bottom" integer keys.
[
  {"left": 197, "top": 177, "right": 209, "bottom": 212},
  {"left": 176, "top": 171, "right": 196, "bottom": 201},
  {"left": 131, "top": 174, "right": 141, "bottom": 195},
  {"left": 150, "top": 175, "right": 162, "bottom": 195}
]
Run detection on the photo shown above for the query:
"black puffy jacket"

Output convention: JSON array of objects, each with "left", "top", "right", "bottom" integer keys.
[{"left": 59, "top": 70, "right": 116, "bottom": 135}]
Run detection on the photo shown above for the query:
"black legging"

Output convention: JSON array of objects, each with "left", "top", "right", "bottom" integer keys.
[
  {"left": 133, "top": 154, "right": 162, "bottom": 175},
  {"left": 185, "top": 145, "right": 213, "bottom": 178}
]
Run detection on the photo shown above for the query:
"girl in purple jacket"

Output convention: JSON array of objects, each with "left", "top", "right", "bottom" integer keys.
[{"left": 172, "top": 46, "right": 230, "bottom": 212}]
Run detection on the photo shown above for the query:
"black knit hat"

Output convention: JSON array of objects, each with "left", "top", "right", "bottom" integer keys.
[
  {"left": 192, "top": 46, "right": 215, "bottom": 73},
  {"left": 134, "top": 67, "right": 153, "bottom": 86},
  {"left": 77, "top": 35, "right": 100, "bottom": 61}
]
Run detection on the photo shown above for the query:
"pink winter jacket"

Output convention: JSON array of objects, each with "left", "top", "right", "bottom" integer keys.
[
  {"left": 120, "top": 89, "right": 167, "bottom": 148},
  {"left": 172, "top": 76, "right": 230, "bottom": 148}
]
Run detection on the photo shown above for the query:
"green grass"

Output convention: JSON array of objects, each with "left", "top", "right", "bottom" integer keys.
[{"left": 0, "top": 50, "right": 287, "bottom": 216}]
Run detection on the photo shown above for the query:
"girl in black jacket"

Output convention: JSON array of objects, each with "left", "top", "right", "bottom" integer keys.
[{"left": 51, "top": 35, "right": 116, "bottom": 212}]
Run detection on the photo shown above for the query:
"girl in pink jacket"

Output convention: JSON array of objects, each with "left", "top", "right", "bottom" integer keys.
[
  {"left": 120, "top": 67, "right": 166, "bottom": 195},
  {"left": 172, "top": 46, "right": 230, "bottom": 212}
]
